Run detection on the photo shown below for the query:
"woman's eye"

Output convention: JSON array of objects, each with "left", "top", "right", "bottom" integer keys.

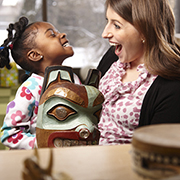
[
  {"left": 47, "top": 105, "right": 76, "bottom": 121},
  {"left": 114, "top": 23, "right": 120, "bottom": 29}
]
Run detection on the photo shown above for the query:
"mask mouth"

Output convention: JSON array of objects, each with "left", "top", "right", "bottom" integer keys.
[
  {"left": 47, "top": 129, "right": 100, "bottom": 147},
  {"left": 53, "top": 138, "right": 98, "bottom": 147}
]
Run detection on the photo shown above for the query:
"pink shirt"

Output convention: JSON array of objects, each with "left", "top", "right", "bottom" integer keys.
[{"left": 98, "top": 60, "right": 157, "bottom": 145}]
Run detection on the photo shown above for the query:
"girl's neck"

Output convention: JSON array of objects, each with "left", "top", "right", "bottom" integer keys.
[{"left": 37, "top": 72, "right": 44, "bottom": 77}]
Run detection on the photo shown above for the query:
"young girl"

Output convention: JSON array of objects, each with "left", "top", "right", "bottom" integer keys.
[{"left": 0, "top": 16, "right": 81, "bottom": 149}]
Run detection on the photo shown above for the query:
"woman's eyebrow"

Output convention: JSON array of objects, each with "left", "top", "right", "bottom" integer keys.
[
  {"left": 112, "top": 19, "right": 123, "bottom": 26},
  {"left": 106, "top": 16, "right": 123, "bottom": 26}
]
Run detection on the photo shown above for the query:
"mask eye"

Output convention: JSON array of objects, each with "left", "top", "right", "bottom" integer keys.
[{"left": 47, "top": 105, "right": 76, "bottom": 121}]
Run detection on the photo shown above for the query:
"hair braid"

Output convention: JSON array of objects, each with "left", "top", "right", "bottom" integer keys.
[
  {"left": 0, "top": 17, "right": 29, "bottom": 70},
  {"left": 12, "top": 17, "right": 28, "bottom": 45}
]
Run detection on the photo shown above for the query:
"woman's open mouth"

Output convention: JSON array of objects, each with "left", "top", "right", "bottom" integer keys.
[
  {"left": 109, "top": 42, "right": 122, "bottom": 56},
  {"left": 115, "top": 45, "right": 122, "bottom": 56}
]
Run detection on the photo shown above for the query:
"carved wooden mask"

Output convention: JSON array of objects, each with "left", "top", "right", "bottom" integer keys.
[{"left": 36, "top": 65, "right": 104, "bottom": 148}]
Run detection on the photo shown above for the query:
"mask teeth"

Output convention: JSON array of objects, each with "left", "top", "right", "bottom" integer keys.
[{"left": 53, "top": 138, "right": 98, "bottom": 147}]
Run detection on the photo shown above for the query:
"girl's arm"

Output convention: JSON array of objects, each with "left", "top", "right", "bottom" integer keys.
[{"left": 1, "top": 86, "right": 38, "bottom": 149}]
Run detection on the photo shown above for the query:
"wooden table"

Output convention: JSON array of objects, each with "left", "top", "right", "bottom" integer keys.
[{"left": 0, "top": 144, "right": 143, "bottom": 180}]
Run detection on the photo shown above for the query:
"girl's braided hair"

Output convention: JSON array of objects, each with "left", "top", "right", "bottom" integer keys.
[{"left": 0, "top": 16, "right": 38, "bottom": 81}]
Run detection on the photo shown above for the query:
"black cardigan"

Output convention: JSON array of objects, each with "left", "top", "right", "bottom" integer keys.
[
  {"left": 138, "top": 76, "right": 180, "bottom": 127},
  {"left": 97, "top": 46, "right": 118, "bottom": 77},
  {"left": 97, "top": 48, "right": 180, "bottom": 127}
]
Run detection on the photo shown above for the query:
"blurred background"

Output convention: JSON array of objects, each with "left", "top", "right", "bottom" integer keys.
[
  {"left": 0, "top": 0, "right": 179, "bottom": 71},
  {"left": 0, "top": 0, "right": 179, "bottom": 76},
  {"left": 0, "top": 0, "right": 179, "bottom": 149}
]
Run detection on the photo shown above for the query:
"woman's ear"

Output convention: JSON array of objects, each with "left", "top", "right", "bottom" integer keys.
[
  {"left": 27, "top": 50, "right": 43, "bottom": 62},
  {"left": 140, "top": 34, "right": 146, "bottom": 44}
]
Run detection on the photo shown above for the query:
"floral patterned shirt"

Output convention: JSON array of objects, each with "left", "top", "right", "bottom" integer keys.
[
  {"left": 98, "top": 61, "right": 157, "bottom": 145},
  {"left": 1, "top": 74, "right": 43, "bottom": 149},
  {"left": 1, "top": 73, "right": 81, "bottom": 149}
]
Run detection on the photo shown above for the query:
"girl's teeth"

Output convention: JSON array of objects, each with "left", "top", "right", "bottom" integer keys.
[{"left": 63, "top": 43, "right": 69, "bottom": 47}]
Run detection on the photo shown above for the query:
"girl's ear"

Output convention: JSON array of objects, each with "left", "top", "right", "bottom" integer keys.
[{"left": 27, "top": 50, "right": 43, "bottom": 62}]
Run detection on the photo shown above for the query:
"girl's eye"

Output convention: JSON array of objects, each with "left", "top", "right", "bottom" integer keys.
[
  {"left": 50, "top": 33, "right": 56, "bottom": 37},
  {"left": 48, "top": 29, "right": 56, "bottom": 37}
]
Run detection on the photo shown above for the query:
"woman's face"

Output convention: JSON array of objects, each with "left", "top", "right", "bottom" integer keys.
[
  {"left": 102, "top": 5, "right": 145, "bottom": 65},
  {"left": 33, "top": 22, "right": 74, "bottom": 66}
]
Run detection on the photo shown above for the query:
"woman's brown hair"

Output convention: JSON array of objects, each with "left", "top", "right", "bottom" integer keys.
[{"left": 105, "top": 0, "right": 180, "bottom": 80}]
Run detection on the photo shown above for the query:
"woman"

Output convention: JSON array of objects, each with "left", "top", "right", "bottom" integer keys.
[{"left": 98, "top": 0, "right": 180, "bottom": 145}]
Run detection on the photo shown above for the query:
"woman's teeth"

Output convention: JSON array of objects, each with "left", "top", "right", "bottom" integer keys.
[
  {"left": 109, "top": 42, "right": 118, "bottom": 46},
  {"left": 109, "top": 43, "right": 122, "bottom": 53}
]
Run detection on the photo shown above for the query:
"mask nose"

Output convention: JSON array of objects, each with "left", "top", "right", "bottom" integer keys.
[{"left": 79, "top": 128, "right": 90, "bottom": 139}]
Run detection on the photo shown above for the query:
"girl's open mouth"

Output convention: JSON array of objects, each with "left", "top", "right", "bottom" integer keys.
[{"left": 62, "top": 42, "right": 70, "bottom": 47}]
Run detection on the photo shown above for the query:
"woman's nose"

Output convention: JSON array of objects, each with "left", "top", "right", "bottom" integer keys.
[{"left": 102, "top": 25, "right": 113, "bottom": 39}]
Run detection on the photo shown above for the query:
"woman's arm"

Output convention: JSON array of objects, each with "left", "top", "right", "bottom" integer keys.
[{"left": 139, "top": 76, "right": 180, "bottom": 127}]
